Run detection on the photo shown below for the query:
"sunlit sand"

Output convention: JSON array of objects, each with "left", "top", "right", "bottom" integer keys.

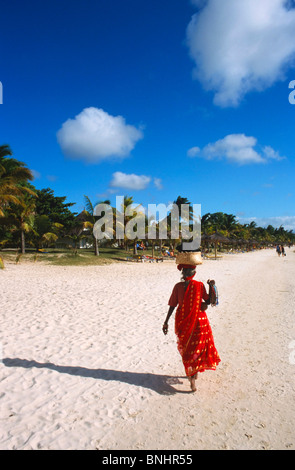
[{"left": 1, "top": 248, "right": 294, "bottom": 450}]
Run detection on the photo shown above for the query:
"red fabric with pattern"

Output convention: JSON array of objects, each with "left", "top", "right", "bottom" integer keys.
[{"left": 174, "top": 280, "right": 221, "bottom": 377}]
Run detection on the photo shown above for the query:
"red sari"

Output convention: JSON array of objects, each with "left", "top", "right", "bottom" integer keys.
[{"left": 169, "top": 280, "right": 220, "bottom": 377}]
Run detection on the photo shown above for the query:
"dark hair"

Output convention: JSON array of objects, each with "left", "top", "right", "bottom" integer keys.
[{"left": 181, "top": 267, "right": 196, "bottom": 280}]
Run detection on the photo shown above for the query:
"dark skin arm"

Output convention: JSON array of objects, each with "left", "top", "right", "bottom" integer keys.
[{"left": 163, "top": 306, "right": 175, "bottom": 335}]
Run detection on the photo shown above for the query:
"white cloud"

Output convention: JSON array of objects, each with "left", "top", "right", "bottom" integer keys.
[
  {"left": 262, "top": 146, "right": 285, "bottom": 161},
  {"left": 186, "top": 0, "right": 295, "bottom": 106},
  {"left": 31, "top": 169, "right": 41, "bottom": 180},
  {"left": 190, "top": 134, "right": 285, "bottom": 165},
  {"left": 46, "top": 174, "right": 58, "bottom": 182},
  {"left": 110, "top": 172, "right": 151, "bottom": 190},
  {"left": 153, "top": 177, "right": 163, "bottom": 190},
  {"left": 57, "top": 107, "right": 143, "bottom": 163},
  {"left": 187, "top": 146, "right": 200, "bottom": 158}
]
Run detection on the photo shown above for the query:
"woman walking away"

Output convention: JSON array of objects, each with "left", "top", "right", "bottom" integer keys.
[{"left": 163, "top": 252, "right": 220, "bottom": 392}]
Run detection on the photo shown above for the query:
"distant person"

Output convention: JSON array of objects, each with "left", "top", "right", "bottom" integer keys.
[
  {"left": 163, "top": 263, "right": 220, "bottom": 392},
  {"left": 276, "top": 245, "right": 281, "bottom": 256},
  {"left": 281, "top": 245, "right": 286, "bottom": 257}
]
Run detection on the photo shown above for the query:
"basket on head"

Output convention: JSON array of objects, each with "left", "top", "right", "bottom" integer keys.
[{"left": 175, "top": 251, "right": 202, "bottom": 266}]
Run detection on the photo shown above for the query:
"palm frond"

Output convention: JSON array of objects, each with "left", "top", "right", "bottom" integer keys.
[
  {"left": 42, "top": 232, "right": 58, "bottom": 243},
  {"left": 84, "top": 195, "right": 94, "bottom": 215}
]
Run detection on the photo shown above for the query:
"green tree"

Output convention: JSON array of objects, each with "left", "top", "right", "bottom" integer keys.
[
  {"left": 0, "top": 144, "right": 35, "bottom": 216},
  {"left": 222, "top": 214, "right": 238, "bottom": 235},
  {"left": 34, "top": 188, "right": 76, "bottom": 230},
  {"left": 30, "top": 215, "right": 63, "bottom": 251},
  {"left": 5, "top": 193, "right": 37, "bottom": 253},
  {"left": 116, "top": 195, "right": 145, "bottom": 254},
  {"left": 84, "top": 196, "right": 113, "bottom": 256},
  {"left": 173, "top": 196, "right": 194, "bottom": 220},
  {"left": 66, "top": 211, "right": 94, "bottom": 254},
  {"left": 201, "top": 213, "right": 211, "bottom": 234}
]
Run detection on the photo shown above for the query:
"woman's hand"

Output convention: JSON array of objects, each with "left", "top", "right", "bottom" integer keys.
[
  {"left": 163, "top": 306, "right": 174, "bottom": 335},
  {"left": 162, "top": 322, "right": 168, "bottom": 335},
  {"left": 201, "top": 302, "right": 208, "bottom": 311}
]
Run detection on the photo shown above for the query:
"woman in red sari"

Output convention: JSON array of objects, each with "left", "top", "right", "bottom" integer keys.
[{"left": 163, "top": 264, "right": 220, "bottom": 392}]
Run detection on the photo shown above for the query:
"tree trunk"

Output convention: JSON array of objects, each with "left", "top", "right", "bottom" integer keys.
[
  {"left": 21, "top": 230, "right": 26, "bottom": 254},
  {"left": 94, "top": 237, "right": 99, "bottom": 256}
]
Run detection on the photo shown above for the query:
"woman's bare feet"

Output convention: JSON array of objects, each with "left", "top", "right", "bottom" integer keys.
[{"left": 189, "top": 374, "right": 198, "bottom": 392}]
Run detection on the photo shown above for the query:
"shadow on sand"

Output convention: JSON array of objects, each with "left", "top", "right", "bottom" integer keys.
[{"left": 3, "top": 358, "right": 191, "bottom": 395}]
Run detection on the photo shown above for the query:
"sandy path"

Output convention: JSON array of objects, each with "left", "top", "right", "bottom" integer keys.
[{"left": 0, "top": 248, "right": 294, "bottom": 450}]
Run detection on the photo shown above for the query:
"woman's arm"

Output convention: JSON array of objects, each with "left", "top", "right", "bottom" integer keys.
[{"left": 163, "top": 306, "right": 175, "bottom": 335}]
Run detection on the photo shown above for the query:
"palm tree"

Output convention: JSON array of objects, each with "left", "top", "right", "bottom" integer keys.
[
  {"left": 116, "top": 195, "right": 145, "bottom": 254},
  {"left": 286, "top": 229, "right": 294, "bottom": 246},
  {"left": 173, "top": 196, "right": 194, "bottom": 219},
  {"left": 84, "top": 196, "right": 112, "bottom": 256},
  {"left": 165, "top": 196, "right": 194, "bottom": 249},
  {"left": 5, "top": 195, "right": 36, "bottom": 253},
  {"left": 30, "top": 215, "right": 63, "bottom": 251},
  {"left": 0, "top": 145, "right": 35, "bottom": 216},
  {"left": 222, "top": 214, "right": 238, "bottom": 235},
  {"left": 201, "top": 213, "right": 211, "bottom": 234},
  {"left": 83, "top": 196, "right": 98, "bottom": 256},
  {"left": 67, "top": 212, "right": 93, "bottom": 254}
]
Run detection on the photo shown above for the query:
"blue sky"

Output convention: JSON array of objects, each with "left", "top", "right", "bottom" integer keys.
[{"left": 1, "top": 0, "right": 295, "bottom": 229}]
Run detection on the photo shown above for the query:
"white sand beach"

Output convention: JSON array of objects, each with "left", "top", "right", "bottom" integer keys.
[{"left": 0, "top": 248, "right": 295, "bottom": 450}]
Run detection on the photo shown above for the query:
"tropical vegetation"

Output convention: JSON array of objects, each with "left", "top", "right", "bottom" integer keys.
[{"left": 0, "top": 144, "right": 294, "bottom": 267}]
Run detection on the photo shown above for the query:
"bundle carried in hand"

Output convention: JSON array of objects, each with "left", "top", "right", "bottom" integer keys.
[{"left": 207, "top": 280, "right": 219, "bottom": 306}]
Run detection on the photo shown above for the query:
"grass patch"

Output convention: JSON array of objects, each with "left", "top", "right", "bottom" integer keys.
[
  {"left": 49, "top": 251, "right": 114, "bottom": 266},
  {"left": 0, "top": 247, "right": 161, "bottom": 266}
]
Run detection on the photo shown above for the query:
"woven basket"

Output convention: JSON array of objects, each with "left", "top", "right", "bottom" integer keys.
[{"left": 175, "top": 251, "right": 202, "bottom": 266}]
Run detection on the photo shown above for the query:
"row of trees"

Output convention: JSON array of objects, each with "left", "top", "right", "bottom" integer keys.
[
  {"left": 1, "top": 144, "right": 295, "bottom": 257},
  {"left": 201, "top": 211, "right": 295, "bottom": 246}
]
